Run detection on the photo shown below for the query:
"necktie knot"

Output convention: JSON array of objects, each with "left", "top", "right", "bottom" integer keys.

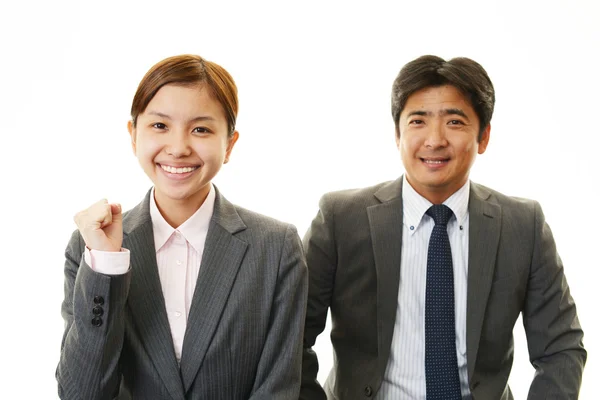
[{"left": 426, "top": 204, "right": 453, "bottom": 226}]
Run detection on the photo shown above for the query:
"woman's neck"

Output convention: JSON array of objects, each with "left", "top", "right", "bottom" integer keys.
[{"left": 153, "top": 185, "right": 210, "bottom": 228}]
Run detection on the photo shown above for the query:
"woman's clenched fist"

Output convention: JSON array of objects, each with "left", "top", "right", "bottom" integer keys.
[{"left": 74, "top": 199, "right": 123, "bottom": 252}]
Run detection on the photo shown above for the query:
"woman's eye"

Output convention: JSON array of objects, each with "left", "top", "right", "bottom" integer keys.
[
  {"left": 152, "top": 123, "right": 167, "bottom": 129},
  {"left": 192, "top": 127, "right": 210, "bottom": 134}
]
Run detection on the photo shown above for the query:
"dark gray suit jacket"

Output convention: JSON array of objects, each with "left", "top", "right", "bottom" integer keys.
[
  {"left": 300, "top": 178, "right": 586, "bottom": 399},
  {"left": 57, "top": 188, "right": 308, "bottom": 399}
]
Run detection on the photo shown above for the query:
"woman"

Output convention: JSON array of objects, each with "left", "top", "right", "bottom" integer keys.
[{"left": 56, "top": 54, "right": 308, "bottom": 399}]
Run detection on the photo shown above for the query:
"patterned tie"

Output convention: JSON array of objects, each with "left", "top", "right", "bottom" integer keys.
[{"left": 425, "top": 204, "right": 462, "bottom": 399}]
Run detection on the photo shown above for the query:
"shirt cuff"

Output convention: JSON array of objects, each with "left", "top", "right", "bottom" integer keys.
[{"left": 84, "top": 247, "right": 130, "bottom": 275}]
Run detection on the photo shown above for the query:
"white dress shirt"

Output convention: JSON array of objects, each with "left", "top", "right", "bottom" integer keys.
[
  {"left": 376, "top": 176, "right": 471, "bottom": 399},
  {"left": 84, "top": 185, "right": 215, "bottom": 362}
]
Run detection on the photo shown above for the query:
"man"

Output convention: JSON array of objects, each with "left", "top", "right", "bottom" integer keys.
[{"left": 300, "top": 55, "right": 586, "bottom": 399}]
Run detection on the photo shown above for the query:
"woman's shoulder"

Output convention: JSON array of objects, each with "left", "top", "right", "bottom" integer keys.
[{"left": 233, "top": 204, "right": 295, "bottom": 234}]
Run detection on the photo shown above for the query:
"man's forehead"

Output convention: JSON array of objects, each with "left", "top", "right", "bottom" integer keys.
[{"left": 403, "top": 85, "right": 473, "bottom": 114}]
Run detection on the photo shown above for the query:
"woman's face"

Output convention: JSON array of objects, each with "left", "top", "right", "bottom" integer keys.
[{"left": 128, "top": 83, "right": 238, "bottom": 209}]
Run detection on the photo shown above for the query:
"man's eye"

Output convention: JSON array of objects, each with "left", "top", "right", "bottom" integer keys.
[
  {"left": 448, "top": 120, "right": 464, "bottom": 125},
  {"left": 152, "top": 123, "right": 167, "bottom": 129},
  {"left": 409, "top": 120, "right": 424, "bottom": 125}
]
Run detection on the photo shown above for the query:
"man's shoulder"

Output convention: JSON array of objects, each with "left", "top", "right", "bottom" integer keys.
[
  {"left": 316, "top": 179, "right": 402, "bottom": 220},
  {"left": 321, "top": 179, "right": 398, "bottom": 206},
  {"left": 471, "top": 181, "right": 540, "bottom": 214}
]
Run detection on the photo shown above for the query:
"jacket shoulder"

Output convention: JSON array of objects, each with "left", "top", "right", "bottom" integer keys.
[
  {"left": 234, "top": 205, "right": 296, "bottom": 235},
  {"left": 471, "top": 182, "right": 541, "bottom": 216},
  {"left": 319, "top": 180, "right": 396, "bottom": 211}
]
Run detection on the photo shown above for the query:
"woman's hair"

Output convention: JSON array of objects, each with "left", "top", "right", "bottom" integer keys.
[{"left": 130, "top": 54, "right": 238, "bottom": 136}]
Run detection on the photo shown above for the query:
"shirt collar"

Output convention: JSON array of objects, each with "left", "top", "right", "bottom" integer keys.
[
  {"left": 402, "top": 175, "right": 470, "bottom": 234},
  {"left": 149, "top": 184, "right": 216, "bottom": 253}
]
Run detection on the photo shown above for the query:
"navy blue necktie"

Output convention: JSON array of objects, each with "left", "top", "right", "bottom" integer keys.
[{"left": 425, "top": 204, "right": 462, "bottom": 399}]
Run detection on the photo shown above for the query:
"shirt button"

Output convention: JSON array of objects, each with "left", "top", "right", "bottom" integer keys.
[
  {"left": 410, "top": 225, "right": 415, "bottom": 230},
  {"left": 176, "top": 260, "right": 183, "bottom": 266},
  {"left": 175, "top": 311, "right": 182, "bottom": 318}
]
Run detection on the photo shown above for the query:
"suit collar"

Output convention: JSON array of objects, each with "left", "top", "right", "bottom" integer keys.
[
  {"left": 179, "top": 189, "right": 248, "bottom": 393},
  {"left": 466, "top": 181, "right": 502, "bottom": 381},
  {"left": 122, "top": 189, "right": 152, "bottom": 237},
  {"left": 373, "top": 176, "right": 403, "bottom": 203},
  {"left": 368, "top": 177, "right": 404, "bottom": 376},
  {"left": 469, "top": 181, "right": 493, "bottom": 204},
  {"left": 209, "top": 186, "right": 247, "bottom": 234}
]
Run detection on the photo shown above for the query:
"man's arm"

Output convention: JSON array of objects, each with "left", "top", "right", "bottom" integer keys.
[
  {"left": 56, "top": 230, "right": 130, "bottom": 400},
  {"left": 523, "top": 201, "right": 586, "bottom": 399},
  {"left": 300, "top": 195, "right": 338, "bottom": 400},
  {"left": 249, "top": 225, "right": 308, "bottom": 399}
]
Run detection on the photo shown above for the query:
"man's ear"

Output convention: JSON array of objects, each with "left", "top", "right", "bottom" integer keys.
[
  {"left": 127, "top": 120, "right": 136, "bottom": 154},
  {"left": 478, "top": 124, "right": 491, "bottom": 154}
]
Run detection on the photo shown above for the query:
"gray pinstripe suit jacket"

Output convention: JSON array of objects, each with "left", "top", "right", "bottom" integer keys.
[
  {"left": 57, "top": 188, "right": 308, "bottom": 399},
  {"left": 300, "top": 177, "right": 586, "bottom": 400}
]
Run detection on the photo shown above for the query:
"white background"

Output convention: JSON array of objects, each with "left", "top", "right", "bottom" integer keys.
[{"left": 0, "top": 0, "right": 598, "bottom": 398}]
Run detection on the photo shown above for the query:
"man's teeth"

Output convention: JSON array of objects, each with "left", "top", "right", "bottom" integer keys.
[
  {"left": 424, "top": 159, "right": 446, "bottom": 164},
  {"left": 160, "top": 165, "right": 198, "bottom": 174}
]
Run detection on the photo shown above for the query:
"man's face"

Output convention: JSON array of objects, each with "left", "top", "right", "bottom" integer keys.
[{"left": 397, "top": 85, "right": 490, "bottom": 203}]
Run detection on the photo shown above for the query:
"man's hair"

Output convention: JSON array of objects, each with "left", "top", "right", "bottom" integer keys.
[{"left": 391, "top": 55, "right": 495, "bottom": 141}]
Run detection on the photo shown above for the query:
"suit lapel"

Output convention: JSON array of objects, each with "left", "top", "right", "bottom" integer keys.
[
  {"left": 466, "top": 183, "right": 501, "bottom": 381},
  {"left": 180, "top": 190, "right": 248, "bottom": 392},
  {"left": 122, "top": 191, "right": 185, "bottom": 400},
  {"left": 367, "top": 178, "right": 404, "bottom": 374}
]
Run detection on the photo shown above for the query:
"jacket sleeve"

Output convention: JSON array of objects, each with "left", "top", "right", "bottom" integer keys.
[
  {"left": 56, "top": 230, "right": 131, "bottom": 400},
  {"left": 524, "top": 202, "right": 586, "bottom": 399},
  {"left": 249, "top": 225, "right": 309, "bottom": 399},
  {"left": 300, "top": 195, "right": 337, "bottom": 400}
]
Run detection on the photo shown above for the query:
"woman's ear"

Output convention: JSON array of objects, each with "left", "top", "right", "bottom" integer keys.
[
  {"left": 127, "top": 120, "right": 136, "bottom": 154},
  {"left": 224, "top": 131, "right": 240, "bottom": 164}
]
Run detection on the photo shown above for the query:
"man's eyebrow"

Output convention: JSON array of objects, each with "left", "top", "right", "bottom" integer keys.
[
  {"left": 442, "top": 108, "right": 469, "bottom": 119},
  {"left": 406, "top": 109, "right": 469, "bottom": 118},
  {"left": 406, "top": 110, "right": 430, "bottom": 117}
]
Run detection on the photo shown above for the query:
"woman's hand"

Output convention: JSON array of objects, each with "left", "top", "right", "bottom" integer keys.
[{"left": 74, "top": 199, "right": 123, "bottom": 252}]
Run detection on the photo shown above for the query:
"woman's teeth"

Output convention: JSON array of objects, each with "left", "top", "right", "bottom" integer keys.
[{"left": 160, "top": 165, "right": 198, "bottom": 174}]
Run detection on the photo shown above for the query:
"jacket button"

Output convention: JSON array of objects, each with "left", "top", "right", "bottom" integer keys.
[
  {"left": 364, "top": 385, "right": 373, "bottom": 397},
  {"left": 92, "top": 306, "right": 104, "bottom": 316},
  {"left": 91, "top": 317, "right": 103, "bottom": 327},
  {"left": 93, "top": 296, "right": 104, "bottom": 305}
]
